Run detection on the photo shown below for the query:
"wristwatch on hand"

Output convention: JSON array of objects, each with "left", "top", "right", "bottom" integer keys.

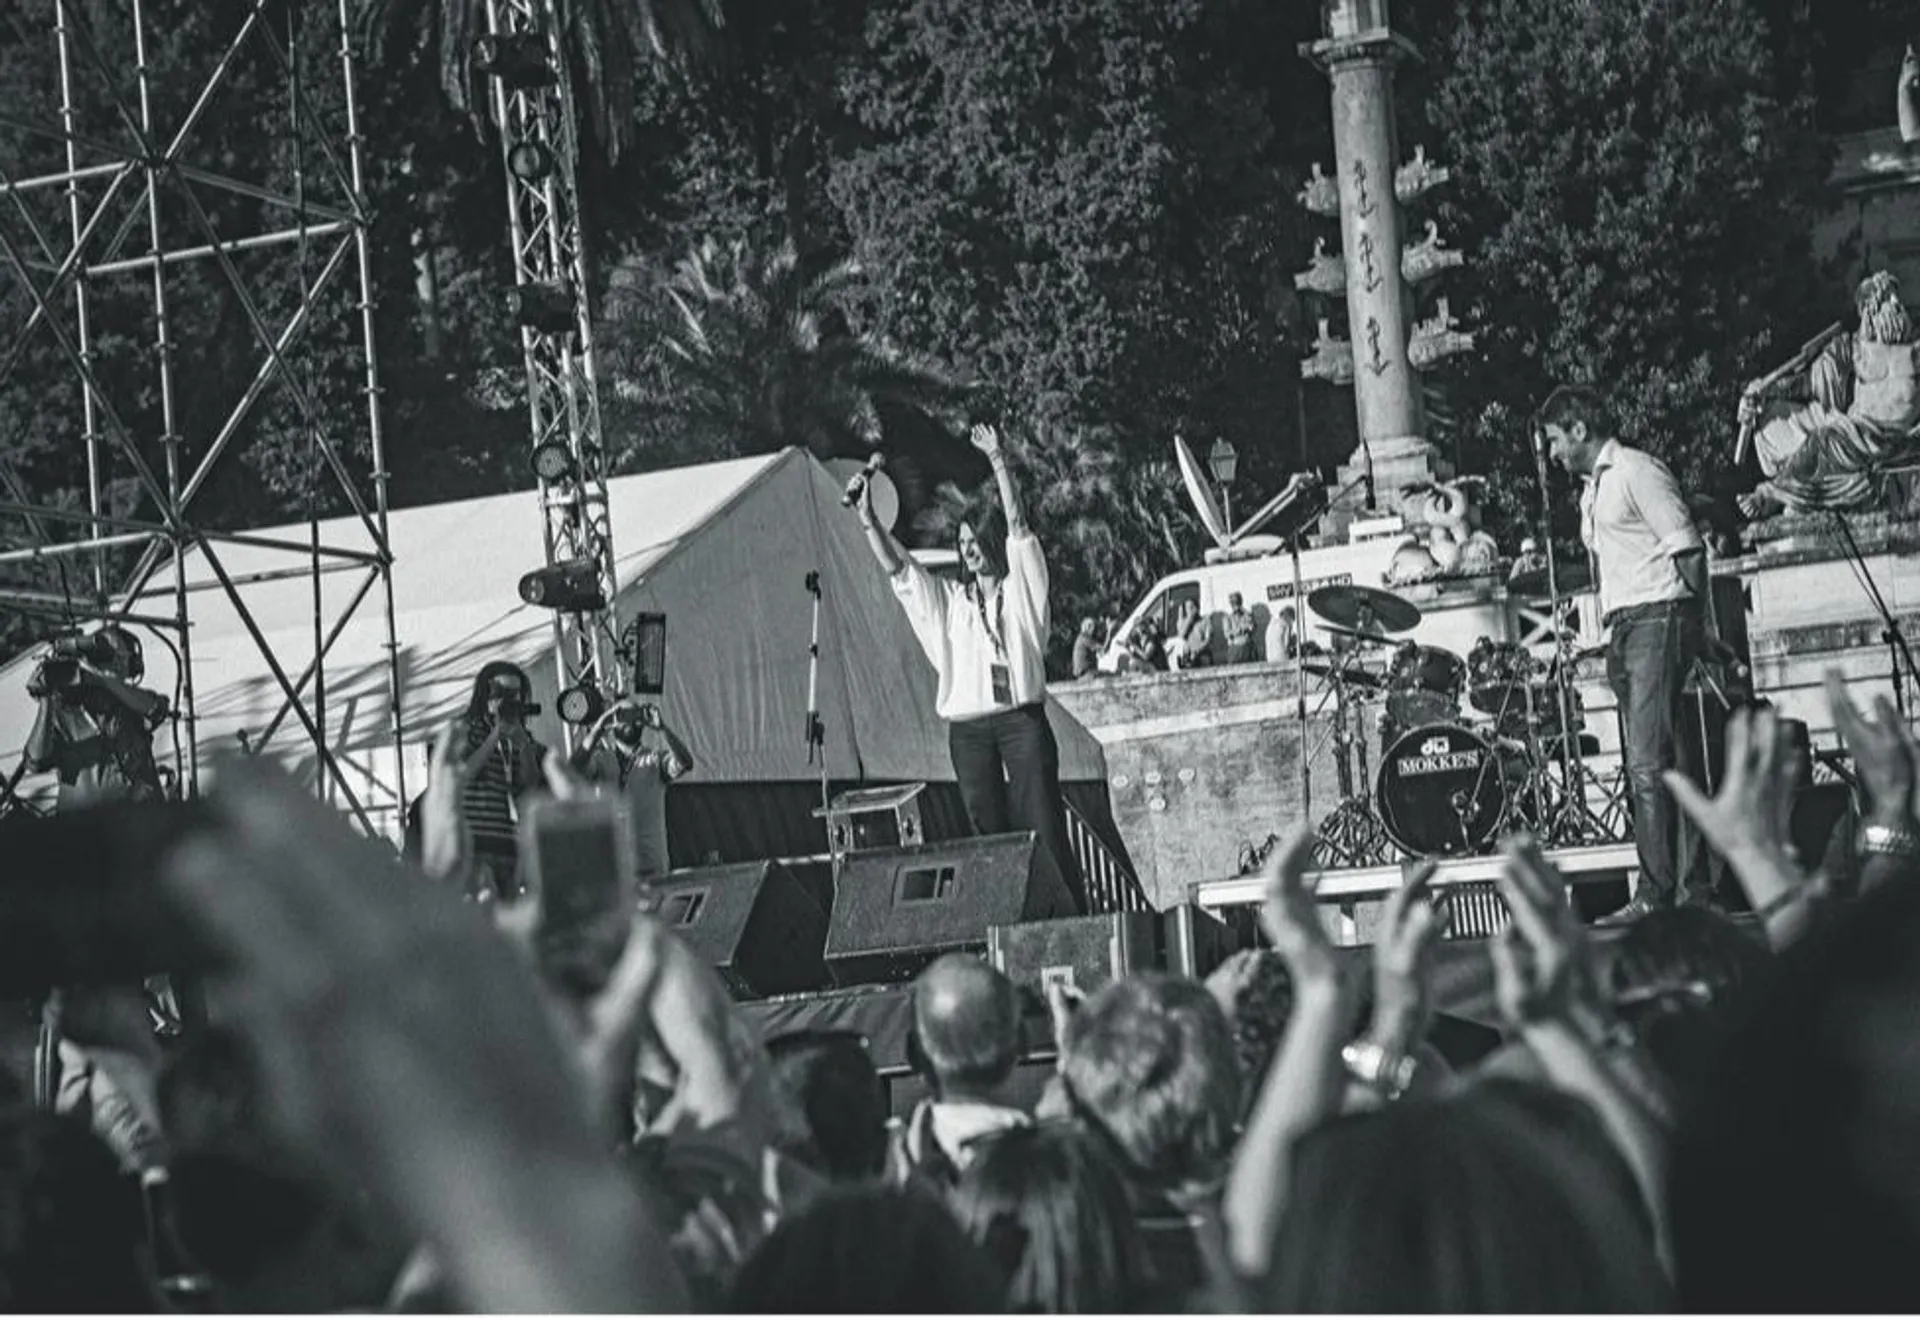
[
  {"left": 1858, "top": 821, "right": 1920, "bottom": 860},
  {"left": 1341, "top": 1039, "right": 1417, "bottom": 1100}
]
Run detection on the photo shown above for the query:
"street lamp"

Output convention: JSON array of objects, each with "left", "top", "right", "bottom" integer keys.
[{"left": 1208, "top": 437, "right": 1239, "bottom": 531}]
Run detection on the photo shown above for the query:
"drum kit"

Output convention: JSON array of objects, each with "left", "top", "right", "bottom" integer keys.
[{"left": 1301, "top": 579, "right": 1620, "bottom": 868}]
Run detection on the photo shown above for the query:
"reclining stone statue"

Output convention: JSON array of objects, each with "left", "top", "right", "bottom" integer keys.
[{"left": 1737, "top": 271, "right": 1920, "bottom": 518}]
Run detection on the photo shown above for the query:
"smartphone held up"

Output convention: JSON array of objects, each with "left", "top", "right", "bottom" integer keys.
[{"left": 519, "top": 794, "right": 640, "bottom": 997}]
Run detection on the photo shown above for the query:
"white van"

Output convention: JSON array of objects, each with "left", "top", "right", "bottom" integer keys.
[{"left": 1097, "top": 532, "right": 1522, "bottom": 672}]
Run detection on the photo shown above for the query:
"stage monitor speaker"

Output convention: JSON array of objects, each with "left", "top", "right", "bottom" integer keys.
[
  {"left": 824, "top": 832, "right": 1076, "bottom": 986},
  {"left": 644, "top": 861, "right": 828, "bottom": 999}
]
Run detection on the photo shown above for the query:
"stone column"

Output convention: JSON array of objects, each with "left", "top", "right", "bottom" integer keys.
[{"left": 1300, "top": 1, "right": 1448, "bottom": 532}]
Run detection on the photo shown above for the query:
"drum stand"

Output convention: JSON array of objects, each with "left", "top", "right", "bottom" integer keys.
[
  {"left": 1311, "top": 656, "right": 1396, "bottom": 870},
  {"left": 1532, "top": 650, "right": 1627, "bottom": 846}
]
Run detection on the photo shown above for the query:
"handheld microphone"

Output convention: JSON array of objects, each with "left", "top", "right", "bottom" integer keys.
[{"left": 841, "top": 452, "right": 886, "bottom": 508}]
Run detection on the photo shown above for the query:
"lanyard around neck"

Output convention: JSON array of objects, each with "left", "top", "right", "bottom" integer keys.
[{"left": 969, "top": 578, "right": 1007, "bottom": 658}]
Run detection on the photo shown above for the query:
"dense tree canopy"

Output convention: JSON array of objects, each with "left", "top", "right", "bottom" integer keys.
[
  {"left": 1420, "top": 0, "right": 1835, "bottom": 539},
  {"left": 0, "top": 0, "right": 1876, "bottom": 670}
]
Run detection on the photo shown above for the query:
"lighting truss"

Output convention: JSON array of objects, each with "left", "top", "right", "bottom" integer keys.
[
  {"left": 0, "top": 0, "right": 405, "bottom": 832},
  {"left": 483, "top": 0, "right": 622, "bottom": 748}
]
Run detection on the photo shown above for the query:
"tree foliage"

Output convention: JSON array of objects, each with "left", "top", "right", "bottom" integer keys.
[
  {"left": 1422, "top": 0, "right": 1836, "bottom": 540},
  {"left": 600, "top": 234, "right": 964, "bottom": 515}
]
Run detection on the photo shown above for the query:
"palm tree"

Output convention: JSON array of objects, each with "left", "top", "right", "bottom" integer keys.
[
  {"left": 355, "top": 0, "right": 723, "bottom": 157},
  {"left": 607, "top": 236, "right": 965, "bottom": 508}
]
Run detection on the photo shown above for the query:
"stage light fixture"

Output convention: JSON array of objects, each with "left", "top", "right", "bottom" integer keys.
[
  {"left": 530, "top": 439, "right": 574, "bottom": 482},
  {"left": 623, "top": 612, "right": 667, "bottom": 695},
  {"left": 509, "top": 281, "right": 575, "bottom": 335},
  {"left": 507, "top": 139, "right": 554, "bottom": 182},
  {"left": 471, "top": 35, "right": 555, "bottom": 90},
  {"left": 519, "top": 558, "right": 606, "bottom": 612},
  {"left": 557, "top": 683, "right": 605, "bottom": 726}
]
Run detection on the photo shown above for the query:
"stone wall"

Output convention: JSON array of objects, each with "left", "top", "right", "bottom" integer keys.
[{"left": 1058, "top": 520, "right": 1920, "bottom": 908}]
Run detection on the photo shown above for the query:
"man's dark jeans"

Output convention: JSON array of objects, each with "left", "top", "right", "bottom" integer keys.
[
  {"left": 948, "top": 703, "right": 1086, "bottom": 912},
  {"left": 1606, "top": 599, "right": 1705, "bottom": 905}
]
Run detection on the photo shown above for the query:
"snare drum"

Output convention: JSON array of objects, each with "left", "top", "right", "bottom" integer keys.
[
  {"left": 1375, "top": 722, "right": 1510, "bottom": 857},
  {"left": 1383, "top": 643, "right": 1465, "bottom": 741}
]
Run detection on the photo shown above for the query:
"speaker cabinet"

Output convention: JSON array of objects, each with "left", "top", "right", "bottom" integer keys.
[
  {"left": 988, "top": 911, "right": 1160, "bottom": 1002},
  {"left": 986, "top": 903, "right": 1239, "bottom": 1002},
  {"left": 645, "top": 861, "right": 828, "bottom": 999},
  {"left": 824, "top": 833, "right": 1076, "bottom": 986}
]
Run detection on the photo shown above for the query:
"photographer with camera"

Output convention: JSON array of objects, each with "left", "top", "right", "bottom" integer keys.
[
  {"left": 454, "top": 661, "right": 549, "bottom": 902},
  {"left": 574, "top": 696, "right": 696, "bottom": 882},
  {"left": 23, "top": 625, "right": 169, "bottom": 808}
]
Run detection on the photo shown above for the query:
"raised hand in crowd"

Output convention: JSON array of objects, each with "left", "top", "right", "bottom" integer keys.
[
  {"left": 160, "top": 759, "right": 687, "bottom": 1313},
  {"left": 1665, "top": 703, "right": 1822, "bottom": 949},
  {"left": 1355, "top": 861, "right": 1447, "bottom": 1100},
  {"left": 1825, "top": 669, "right": 1920, "bottom": 822},
  {"left": 417, "top": 718, "right": 501, "bottom": 885},
  {"left": 1224, "top": 825, "right": 1356, "bottom": 1278},
  {"left": 1824, "top": 669, "right": 1920, "bottom": 896},
  {"left": 50, "top": 982, "right": 171, "bottom": 1173},
  {"left": 1493, "top": 835, "right": 1673, "bottom": 1270},
  {"left": 519, "top": 748, "right": 772, "bottom": 1141}
]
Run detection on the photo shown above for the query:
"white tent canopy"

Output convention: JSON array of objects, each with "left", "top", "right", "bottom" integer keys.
[{"left": 1, "top": 449, "right": 1107, "bottom": 829}]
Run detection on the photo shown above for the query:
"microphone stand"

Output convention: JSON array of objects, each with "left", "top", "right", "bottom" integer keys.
[
  {"left": 1287, "top": 470, "right": 1372, "bottom": 859},
  {"left": 1829, "top": 510, "right": 1920, "bottom": 717},
  {"left": 1532, "top": 430, "right": 1592, "bottom": 845},
  {"left": 803, "top": 571, "right": 829, "bottom": 823}
]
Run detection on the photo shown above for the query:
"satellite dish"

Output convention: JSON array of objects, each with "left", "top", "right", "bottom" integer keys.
[
  {"left": 1174, "top": 435, "right": 1229, "bottom": 547},
  {"left": 823, "top": 457, "right": 900, "bottom": 532}
]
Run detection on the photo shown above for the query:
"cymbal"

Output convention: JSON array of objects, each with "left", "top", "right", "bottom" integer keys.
[
  {"left": 1307, "top": 583, "right": 1421, "bottom": 634},
  {"left": 1507, "top": 559, "right": 1595, "bottom": 598},
  {"left": 1301, "top": 658, "right": 1386, "bottom": 690}
]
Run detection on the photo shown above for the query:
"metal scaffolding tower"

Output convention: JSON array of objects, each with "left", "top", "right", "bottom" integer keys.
[
  {"left": 480, "top": 0, "right": 623, "bottom": 740},
  {"left": 0, "top": 0, "right": 405, "bottom": 831}
]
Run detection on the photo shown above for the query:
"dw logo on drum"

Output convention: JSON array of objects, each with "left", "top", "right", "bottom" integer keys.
[{"left": 1421, "top": 734, "right": 1451, "bottom": 757}]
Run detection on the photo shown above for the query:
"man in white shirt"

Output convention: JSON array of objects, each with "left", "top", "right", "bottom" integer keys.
[
  {"left": 1540, "top": 384, "right": 1722, "bottom": 920},
  {"left": 849, "top": 423, "right": 1084, "bottom": 912}
]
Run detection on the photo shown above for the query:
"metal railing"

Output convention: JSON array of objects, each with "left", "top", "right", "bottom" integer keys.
[{"left": 1064, "top": 799, "right": 1152, "bottom": 914}]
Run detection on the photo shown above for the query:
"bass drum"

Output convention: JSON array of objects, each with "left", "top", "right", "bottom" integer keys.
[{"left": 1375, "top": 723, "right": 1510, "bottom": 858}]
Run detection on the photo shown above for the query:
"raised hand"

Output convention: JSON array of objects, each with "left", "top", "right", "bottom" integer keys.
[
  {"left": 1490, "top": 836, "right": 1604, "bottom": 1034},
  {"left": 162, "top": 761, "right": 685, "bottom": 1312},
  {"left": 1045, "top": 976, "right": 1087, "bottom": 1050},
  {"left": 1825, "top": 669, "right": 1920, "bottom": 821},
  {"left": 1368, "top": 862, "right": 1448, "bottom": 1055},
  {"left": 968, "top": 421, "right": 1002, "bottom": 459},
  {"left": 1664, "top": 705, "right": 1800, "bottom": 865},
  {"left": 1258, "top": 825, "right": 1341, "bottom": 992},
  {"left": 420, "top": 720, "right": 500, "bottom": 882}
]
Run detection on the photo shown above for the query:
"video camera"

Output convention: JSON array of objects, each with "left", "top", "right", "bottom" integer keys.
[
  {"left": 26, "top": 627, "right": 144, "bottom": 699},
  {"left": 494, "top": 695, "right": 542, "bottom": 722}
]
